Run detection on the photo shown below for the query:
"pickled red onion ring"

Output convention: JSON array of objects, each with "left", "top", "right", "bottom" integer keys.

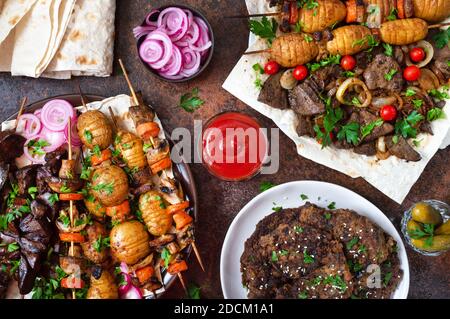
[
  {"left": 16, "top": 114, "right": 41, "bottom": 139},
  {"left": 139, "top": 39, "right": 164, "bottom": 63},
  {"left": 145, "top": 31, "right": 173, "bottom": 69},
  {"left": 158, "top": 45, "right": 182, "bottom": 76},
  {"left": 40, "top": 99, "right": 74, "bottom": 131}
]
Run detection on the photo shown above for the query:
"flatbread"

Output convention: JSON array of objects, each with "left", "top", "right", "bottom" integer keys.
[
  {"left": 0, "top": 0, "right": 37, "bottom": 45},
  {"left": 223, "top": 0, "right": 450, "bottom": 203},
  {"left": 44, "top": 0, "right": 116, "bottom": 78}
]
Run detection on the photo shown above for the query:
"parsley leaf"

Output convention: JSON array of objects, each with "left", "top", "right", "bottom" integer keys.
[
  {"left": 405, "top": 88, "right": 416, "bottom": 97},
  {"left": 161, "top": 247, "right": 171, "bottom": 268},
  {"left": 249, "top": 17, "right": 277, "bottom": 45},
  {"left": 259, "top": 181, "right": 275, "bottom": 192},
  {"left": 411, "top": 99, "right": 423, "bottom": 109},
  {"left": 382, "top": 43, "right": 393, "bottom": 56},
  {"left": 188, "top": 284, "right": 201, "bottom": 299},
  {"left": 386, "top": 8, "right": 397, "bottom": 21},
  {"left": 394, "top": 111, "right": 424, "bottom": 138},
  {"left": 361, "top": 118, "right": 384, "bottom": 140},
  {"left": 432, "top": 27, "right": 450, "bottom": 49},
  {"left": 300, "top": 194, "right": 308, "bottom": 200},
  {"left": 179, "top": 88, "right": 204, "bottom": 113},
  {"left": 346, "top": 237, "right": 359, "bottom": 250},
  {"left": 303, "top": 249, "right": 315, "bottom": 264},
  {"left": 428, "top": 87, "right": 449, "bottom": 100},
  {"left": 314, "top": 97, "right": 344, "bottom": 147},
  {"left": 327, "top": 202, "right": 336, "bottom": 210},
  {"left": 84, "top": 130, "right": 93, "bottom": 144},
  {"left": 342, "top": 71, "right": 355, "bottom": 78},
  {"left": 307, "top": 55, "right": 341, "bottom": 72},
  {"left": 338, "top": 122, "right": 360, "bottom": 145},
  {"left": 384, "top": 69, "right": 398, "bottom": 81},
  {"left": 304, "top": 34, "right": 313, "bottom": 43},
  {"left": 294, "top": 226, "right": 304, "bottom": 233},
  {"left": 271, "top": 251, "right": 278, "bottom": 262},
  {"left": 427, "top": 108, "right": 446, "bottom": 121}
]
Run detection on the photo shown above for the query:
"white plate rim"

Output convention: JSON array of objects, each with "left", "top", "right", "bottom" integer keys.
[{"left": 220, "top": 180, "right": 410, "bottom": 299}]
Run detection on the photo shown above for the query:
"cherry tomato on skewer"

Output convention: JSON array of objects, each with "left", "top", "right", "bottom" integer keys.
[
  {"left": 380, "top": 105, "right": 398, "bottom": 121},
  {"left": 403, "top": 66, "right": 421, "bottom": 82},
  {"left": 409, "top": 48, "right": 425, "bottom": 63},
  {"left": 340, "top": 55, "right": 356, "bottom": 71},
  {"left": 293, "top": 65, "right": 308, "bottom": 81},
  {"left": 264, "top": 61, "right": 280, "bottom": 75}
]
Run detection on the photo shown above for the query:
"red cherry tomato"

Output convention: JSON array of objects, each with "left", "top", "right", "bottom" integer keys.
[
  {"left": 409, "top": 47, "right": 425, "bottom": 63},
  {"left": 264, "top": 61, "right": 279, "bottom": 75},
  {"left": 293, "top": 65, "right": 308, "bottom": 81},
  {"left": 340, "top": 55, "right": 356, "bottom": 71},
  {"left": 380, "top": 105, "right": 397, "bottom": 121},
  {"left": 403, "top": 65, "right": 421, "bottom": 81}
]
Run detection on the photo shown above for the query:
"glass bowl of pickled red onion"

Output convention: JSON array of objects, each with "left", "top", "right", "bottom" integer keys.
[{"left": 133, "top": 4, "right": 214, "bottom": 82}]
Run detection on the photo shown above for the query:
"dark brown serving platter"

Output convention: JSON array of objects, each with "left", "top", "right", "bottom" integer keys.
[{"left": 5, "top": 94, "right": 198, "bottom": 298}]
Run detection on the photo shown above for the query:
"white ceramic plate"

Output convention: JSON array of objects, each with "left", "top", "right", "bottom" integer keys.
[{"left": 220, "top": 181, "right": 410, "bottom": 299}]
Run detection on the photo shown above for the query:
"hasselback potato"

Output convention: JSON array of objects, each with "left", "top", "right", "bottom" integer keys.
[
  {"left": 84, "top": 192, "right": 107, "bottom": 220},
  {"left": 110, "top": 221, "right": 150, "bottom": 265},
  {"left": 326, "top": 25, "right": 372, "bottom": 56},
  {"left": 91, "top": 165, "right": 129, "bottom": 207},
  {"left": 87, "top": 267, "right": 118, "bottom": 299},
  {"left": 380, "top": 18, "right": 428, "bottom": 45},
  {"left": 114, "top": 130, "right": 147, "bottom": 169},
  {"left": 139, "top": 191, "right": 172, "bottom": 237},
  {"left": 299, "top": 0, "right": 346, "bottom": 33},
  {"left": 77, "top": 110, "right": 113, "bottom": 150},
  {"left": 271, "top": 33, "right": 319, "bottom": 67},
  {"left": 413, "top": 0, "right": 450, "bottom": 23}
]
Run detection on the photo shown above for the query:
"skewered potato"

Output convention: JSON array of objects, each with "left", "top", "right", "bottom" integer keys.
[
  {"left": 380, "top": 18, "right": 428, "bottom": 45},
  {"left": 115, "top": 130, "right": 147, "bottom": 169},
  {"left": 87, "top": 267, "right": 118, "bottom": 299},
  {"left": 299, "top": 0, "right": 347, "bottom": 33},
  {"left": 326, "top": 25, "right": 372, "bottom": 56},
  {"left": 77, "top": 110, "right": 113, "bottom": 150},
  {"left": 413, "top": 0, "right": 450, "bottom": 23},
  {"left": 139, "top": 190, "right": 172, "bottom": 237},
  {"left": 271, "top": 33, "right": 319, "bottom": 67},
  {"left": 110, "top": 221, "right": 150, "bottom": 264},
  {"left": 84, "top": 191, "right": 107, "bottom": 220},
  {"left": 91, "top": 165, "right": 129, "bottom": 207}
]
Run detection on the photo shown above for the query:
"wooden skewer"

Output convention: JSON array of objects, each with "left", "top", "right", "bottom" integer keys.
[
  {"left": 243, "top": 49, "right": 271, "bottom": 56},
  {"left": 67, "top": 117, "right": 76, "bottom": 300},
  {"left": 108, "top": 107, "right": 119, "bottom": 130},
  {"left": 191, "top": 242, "right": 205, "bottom": 272},
  {"left": 428, "top": 22, "right": 450, "bottom": 29},
  {"left": 118, "top": 59, "right": 139, "bottom": 106},
  {"left": 226, "top": 12, "right": 279, "bottom": 19},
  {"left": 15, "top": 97, "right": 28, "bottom": 129},
  {"left": 77, "top": 85, "right": 88, "bottom": 111},
  {"left": 177, "top": 273, "right": 188, "bottom": 296}
]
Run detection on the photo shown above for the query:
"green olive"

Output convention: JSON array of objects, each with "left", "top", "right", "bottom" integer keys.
[
  {"left": 411, "top": 235, "right": 450, "bottom": 252},
  {"left": 435, "top": 220, "right": 450, "bottom": 235},
  {"left": 406, "top": 220, "right": 423, "bottom": 235},
  {"left": 411, "top": 202, "right": 443, "bottom": 225}
]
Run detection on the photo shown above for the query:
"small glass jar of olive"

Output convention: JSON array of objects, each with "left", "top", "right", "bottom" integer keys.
[{"left": 401, "top": 200, "right": 450, "bottom": 256}]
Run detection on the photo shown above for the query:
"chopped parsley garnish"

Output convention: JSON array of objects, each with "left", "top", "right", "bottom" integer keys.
[
  {"left": 279, "top": 250, "right": 289, "bottom": 256},
  {"left": 1, "top": 242, "right": 20, "bottom": 252},
  {"left": 272, "top": 205, "right": 283, "bottom": 213},
  {"left": 432, "top": 27, "right": 450, "bottom": 49},
  {"left": 259, "top": 181, "right": 275, "bottom": 193},
  {"left": 298, "top": 291, "right": 308, "bottom": 299},
  {"left": 405, "top": 88, "right": 416, "bottom": 97},
  {"left": 59, "top": 184, "right": 72, "bottom": 193},
  {"left": 382, "top": 43, "right": 393, "bottom": 56},
  {"left": 93, "top": 235, "right": 110, "bottom": 252},
  {"left": 294, "top": 226, "right": 304, "bottom": 233},
  {"left": 342, "top": 71, "right": 355, "bottom": 78},
  {"left": 294, "top": 20, "right": 303, "bottom": 33},
  {"left": 161, "top": 247, "right": 171, "bottom": 267},
  {"left": 314, "top": 97, "right": 343, "bottom": 147},
  {"left": 427, "top": 108, "right": 445, "bottom": 121},
  {"left": 408, "top": 223, "right": 434, "bottom": 247},
  {"left": 84, "top": 130, "right": 93, "bottom": 144},
  {"left": 307, "top": 55, "right": 341, "bottom": 72},
  {"left": 428, "top": 87, "right": 449, "bottom": 100},
  {"left": 188, "top": 284, "right": 201, "bottom": 299},
  {"left": 411, "top": 99, "right": 423, "bottom": 109},
  {"left": 248, "top": 16, "right": 277, "bottom": 45},
  {"left": 358, "top": 245, "right": 367, "bottom": 254},
  {"left": 351, "top": 96, "right": 361, "bottom": 106},
  {"left": 394, "top": 111, "right": 424, "bottom": 138},
  {"left": 386, "top": 8, "right": 397, "bottom": 21},
  {"left": 179, "top": 87, "right": 204, "bottom": 113},
  {"left": 383, "top": 272, "right": 393, "bottom": 287},
  {"left": 143, "top": 143, "right": 153, "bottom": 152},
  {"left": 361, "top": 118, "right": 384, "bottom": 140},
  {"left": 323, "top": 274, "right": 347, "bottom": 292},
  {"left": 26, "top": 139, "right": 51, "bottom": 156},
  {"left": 346, "top": 237, "right": 359, "bottom": 250},
  {"left": 384, "top": 69, "right": 398, "bottom": 81},
  {"left": 304, "top": 34, "right": 313, "bottom": 43},
  {"left": 92, "top": 145, "right": 101, "bottom": 157},
  {"left": 337, "top": 122, "right": 360, "bottom": 145},
  {"left": 48, "top": 193, "right": 59, "bottom": 205},
  {"left": 28, "top": 186, "right": 38, "bottom": 199},
  {"left": 300, "top": 194, "right": 308, "bottom": 200},
  {"left": 271, "top": 251, "right": 278, "bottom": 262},
  {"left": 58, "top": 213, "right": 70, "bottom": 227},
  {"left": 324, "top": 212, "right": 332, "bottom": 220},
  {"left": 327, "top": 202, "right": 336, "bottom": 210},
  {"left": 252, "top": 63, "right": 264, "bottom": 75},
  {"left": 92, "top": 182, "right": 114, "bottom": 195},
  {"left": 253, "top": 63, "right": 265, "bottom": 90},
  {"left": 303, "top": 249, "right": 314, "bottom": 264},
  {"left": 352, "top": 35, "right": 379, "bottom": 52}
]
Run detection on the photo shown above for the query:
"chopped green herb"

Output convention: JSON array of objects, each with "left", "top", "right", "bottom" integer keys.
[
  {"left": 188, "top": 284, "right": 201, "bottom": 299},
  {"left": 93, "top": 235, "right": 110, "bottom": 252},
  {"left": 252, "top": 63, "right": 264, "bottom": 75},
  {"left": 298, "top": 291, "right": 308, "bottom": 299},
  {"left": 26, "top": 139, "right": 51, "bottom": 156},
  {"left": 382, "top": 43, "right": 393, "bottom": 56},
  {"left": 342, "top": 71, "right": 355, "bottom": 78},
  {"left": 272, "top": 205, "right": 283, "bottom": 213},
  {"left": 411, "top": 99, "right": 423, "bottom": 109},
  {"left": 92, "top": 182, "right": 114, "bottom": 195},
  {"left": 358, "top": 245, "right": 367, "bottom": 254},
  {"left": 352, "top": 35, "right": 379, "bottom": 52},
  {"left": 271, "top": 251, "right": 278, "bottom": 262},
  {"left": 327, "top": 202, "right": 336, "bottom": 210},
  {"left": 386, "top": 8, "right": 397, "bottom": 21},
  {"left": 384, "top": 69, "right": 398, "bottom": 81},
  {"left": 383, "top": 272, "right": 393, "bottom": 287},
  {"left": 294, "top": 20, "right": 303, "bottom": 33},
  {"left": 161, "top": 247, "right": 171, "bottom": 267},
  {"left": 259, "top": 181, "right": 275, "bottom": 192},
  {"left": 304, "top": 34, "right": 313, "bottom": 43},
  {"left": 48, "top": 193, "right": 59, "bottom": 205},
  {"left": 279, "top": 249, "right": 289, "bottom": 256},
  {"left": 314, "top": 97, "right": 344, "bottom": 147},
  {"left": 84, "top": 130, "right": 93, "bottom": 144},
  {"left": 394, "top": 111, "right": 424, "bottom": 138},
  {"left": 413, "top": 139, "right": 423, "bottom": 147},
  {"left": 324, "top": 212, "right": 332, "bottom": 220},
  {"left": 428, "top": 87, "right": 449, "bottom": 100},
  {"left": 92, "top": 145, "right": 101, "bottom": 157},
  {"left": 179, "top": 87, "right": 204, "bottom": 113},
  {"left": 361, "top": 118, "right": 384, "bottom": 140},
  {"left": 337, "top": 122, "right": 360, "bottom": 145},
  {"left": 59, "top": 184, "right": 72, "bottom": 193},
  {"left": 323, "top": 274, "right": 347, "bottom": 292},
  {"left": 294, "top": 226, "right": 304, "bottom": 233},
  {"left": 405, "top": 88, "right": 416, "bottom": 97},
  {"left": 300, "top": 194, "right": 308, "bottom": 200},
  {"left": 143, "top": 143, "right": 153, "bottom": 152},
  {"left": 249, "top": 17, "right": 278, "bottom": 45},
  {"left": 346, "top": 237, "right": 359, "bottom": 250},
  {"left": 432, "top": 27, "right": 450, "bottom": 49},
  {"left": 427, "top": 108, "right": 445, "bottom": 121},
  {"left": 303, "top": 249, "right": 314, "bottom": 264},
  {"left": 307, "top": 55, "right": 341, "bottom": 72},
  {"left": 7, "top": 242, "right": 19, "bottom": 252}
]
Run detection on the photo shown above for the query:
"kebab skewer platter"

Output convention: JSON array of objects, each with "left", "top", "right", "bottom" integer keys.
[
  {"left": 224, "top": 0, "right": 450, "bottom": 203},
  {"left": 0, "top": 85, "right": 199, "bottom": 298}
]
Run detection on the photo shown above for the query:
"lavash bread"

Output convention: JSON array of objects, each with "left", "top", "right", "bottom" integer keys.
[
  {"left": 44, "top": 0, "right": 116, "bottom": 78},
  {"left": 0, "top": 0, "right": 37, "bottom": 45}
]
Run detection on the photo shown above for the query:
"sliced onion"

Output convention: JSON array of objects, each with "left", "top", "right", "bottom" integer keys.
[
  {"left": 180, "top": 47, "right": 201, "bottom": 76},
  {"left": 41, "top": 99, "right": 74, "bottom": 131},
  {"left": 158, "top": 45, "right": 182, "bottom": 76},
  {"left": 23, "top": 135, "right": 48, "bottom": 164},
  {"left": 64, "top": 117, "right": 82, "bottom": 147},
  {"left": 16, "top": 114, "right": 41, "bottom": 139},
  {"left": 120, "top": 262, "right": 129, "bottom": 274},
  {"left": 121, "top": 286, "right": 143, "bottom": 299},
  {"left": 157, "top": 7, "right": 188, "bottom": 40},
  {"left": 145, "top": 9, "right": 160, "bottom": 26},
  {"left": 336, "top": 77, "right": 372, "bottom": 108},
  {"left": 372, "top": 96, "right": 398, "bottom": 108},
  {"left": 40, "top": 126, "right": 66, "bottom": 152},
  {"left": 133, "top": 25, "right": 157, "bottom": 39},
  {"left": 406, "top": 40, "right": 434, "bottom": 68},
  {"left": 145, "top": 31, "right": 173, "bottom": 69},
  {"left": 140, "top": 39, "right": 165, "bottom": 63},
  {"left": 376, "top": 136, "right": 387, "bottom": 153}
]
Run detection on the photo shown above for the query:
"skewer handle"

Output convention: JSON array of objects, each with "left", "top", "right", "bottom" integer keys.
[
  {"left": 428, "top": 22, "right": 450, "bottom": 29},
  {"left": 108, "top": 107, "right": 119, "bottom": 130},
  {"left": 118, "top": 59, "right": 139, "bottom": 106},
  {"left": 177, "top": 273, "right": 188, "bottom": 296},
  {"left": 226, "top": 12, "right": 280, "bottom": 19},
  {"left": 77, "top": 85, "right": 88, "bottom": 110},
  {"left": 192, "top": 242, "right": 206, "bottom": 272},
  {"left": 243, "top": 49, "right": 271, "bottom": 56},
  {"left": 15, "top": 97, "right": 28, "bottom": 129}
]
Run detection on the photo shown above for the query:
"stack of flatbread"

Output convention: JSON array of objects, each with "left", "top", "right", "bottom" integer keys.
[{"left": 0, "top": 0, "right": 116, "bottom": 79}]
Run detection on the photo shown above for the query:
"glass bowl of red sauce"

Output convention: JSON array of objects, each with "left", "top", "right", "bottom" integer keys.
[{"left": 201, "top": 112, "right": 268, "bottom": 181}]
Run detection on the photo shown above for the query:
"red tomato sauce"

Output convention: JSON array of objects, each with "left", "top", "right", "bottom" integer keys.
[{"left": 202, "top": 112, "right": 267, "bottom": 181}]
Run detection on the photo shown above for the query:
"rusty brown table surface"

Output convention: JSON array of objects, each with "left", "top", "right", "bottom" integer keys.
[{"left": 0, "top": 0, "right": 448, "bottom": 299}]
